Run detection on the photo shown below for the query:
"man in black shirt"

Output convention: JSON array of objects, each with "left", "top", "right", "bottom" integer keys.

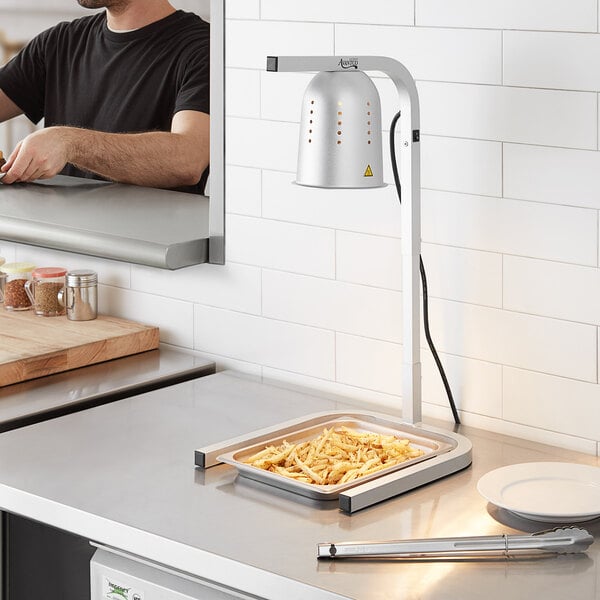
[{"left": 0, "top": 0, "right": 209, "bottom": 192}]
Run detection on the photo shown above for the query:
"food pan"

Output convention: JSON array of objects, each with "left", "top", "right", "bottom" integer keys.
[{"left": 217, "top": 412, "right": 456, "bottom": 500}]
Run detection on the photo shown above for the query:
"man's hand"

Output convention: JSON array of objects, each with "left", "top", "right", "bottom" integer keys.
[
  {"left": 0, "top": 111, "right": 209, "bottom": 189},
  {"left": 1, "top": 127, "right": 70, "bottom": 184}
]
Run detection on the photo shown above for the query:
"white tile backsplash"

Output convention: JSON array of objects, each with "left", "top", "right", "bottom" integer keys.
[
  {"left": 99, "top": 286, "right": 194, "bottom": 348},
  {"left": 261, "top": 0, "right": 414, "bottom": 26},
  {"left": 421, "top": 351, "right": 503, "bottom": 418},
  {"left": 335, "top": 232, "right": 503, "bottom": 308},
  {"left": 428, "top": 298, "right": 597, "bottom": 382},
  {"left": 262, "top": 269, "right": 403, "bottom": 342},
  {"left": 226, "top": 117, "right": 298, "bottom": 172},
  {"left": 336, "top": 333, "right": 403, "bottom": 395},
  {"left": 226, "top": 0, "right": 260, "bottom": 19},
  {"left": 421, "top": 135, "right": 502, "bottom": 198},
  {"left": 262, "top": 170, "right": 402, "bottom": 237},
  {"left": 503, "top": 255, "right": 600, "bottom": 324},
  {"left": 226, "top": 69, "right": 261, "bottom": 118},
  {"left": 336, "top": 231, "right": 403, "bottom": 291},
  {"left": 335, "top": 25, "right": 502, "bottom": 85},
  {"left": 504, "top": 144, "right": 600, "bottom": 210},
  {"left": 416, "top": 0, "right": 598, "bottom": 32},
  {"left": 131, "top": 262, "right": 262, "bottom": 315},
  {"left": 335, "top": 332, "right": 503, "bottom": 418},
  {"left": 504, "top": 31, "right": 600, "bottom": 92},
  {"left": 0, "top": 243, "right": 16, "bottom": 264},
  {"left": 422, "top": 190, "right": 598, "bottom": 266},
  {"left": 419, "top": 82, "right": 598, "bottom": 149},
  {"left": 420, "top": 244, "right": 503, "bottom": 307},
  {"left": 226, "top": 166, "right": 262, "bottom": 216},
  {"left": 226, "top": 214, "right": 336, "bottom": 277},
  {"left": 194, "top": 304, "right": 335, "bottom": 379},
  {"left": 504, "top": 367, "right": 600, "bottom": 441},
  {"left": 226, "top": 20, "right": 333, "bottom": 69}
]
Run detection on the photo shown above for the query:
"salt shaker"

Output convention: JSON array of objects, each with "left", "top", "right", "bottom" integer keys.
[
  {"left": 24, "top": 267, "right": 67, "bottom": 316},
  {"left": 2, "top": 262, "right": 36, "bottom": 311},
  {"left": 59, "top": 269, "right": 98, "bottom": 321}
]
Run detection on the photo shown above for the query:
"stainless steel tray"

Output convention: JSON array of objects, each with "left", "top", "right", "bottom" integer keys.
[{"left": 216, "top": 412, "right": 456, "bottom": 500}]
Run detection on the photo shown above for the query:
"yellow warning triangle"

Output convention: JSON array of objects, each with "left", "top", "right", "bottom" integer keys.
[{"left": 364, "top": 164, "right": 374, "bottom": 177}]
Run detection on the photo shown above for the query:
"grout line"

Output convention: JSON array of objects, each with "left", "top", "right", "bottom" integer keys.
[
  {"left": 333, "top": 21, "right": 336, "bottom": 53},
  {"left": 259, "top": 168, "right": 264, "bottom": 217},
  {"left": 501, "top": 29, "right": 504, "bottom": 86},
  {"left": 500, "top": 365, "right": 504, "bottom": 420},
  {"left": 260, "top": 267, "right": 264, "bottom": 316},
  {"left": 333, "top": 229, "right": 338, "bottom": 280},
  {"left": 596, "top": 327, "right": 599, "bottom": 383},
  {"left": 334, "top": 331, "right": 338, "bottom": 383},
  {"left": 596, "top": 211, "right": 600, "bottom": 267},
  {"left": 501, "top": 254, "right": 504, "bottom": 310},
  {"left": 500, "top": 142, "right": 505, "bottom": 199},
  {"left": 242, "top": 16, "right": 598, "bottom": 34}
]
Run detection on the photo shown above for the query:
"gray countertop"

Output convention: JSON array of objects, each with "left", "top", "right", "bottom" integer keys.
[
  {"left": 0, "top": 371, "right": 597, "bottom": 599},
  {"left": 0, "top": 344, "right": 215, "bottom": 431}
]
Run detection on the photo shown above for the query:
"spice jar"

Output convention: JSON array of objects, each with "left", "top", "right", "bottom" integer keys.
[
  {"left": 24, "top": 267, "right": 67, "bottom": 317},
  {"left": 59, "top": 269, "right": 98, "bottom": 321},
  {"left": 2, "top": 262, "right": 36, "bottom": 311}
]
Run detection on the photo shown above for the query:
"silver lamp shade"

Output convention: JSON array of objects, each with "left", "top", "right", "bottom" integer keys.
[{"left": 296, "top": 70, "right": 384, "bottom": 189}]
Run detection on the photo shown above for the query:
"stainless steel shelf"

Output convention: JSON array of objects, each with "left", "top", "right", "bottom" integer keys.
[{"left": 0, "top": 175, "right": 210, "bottom": 269}]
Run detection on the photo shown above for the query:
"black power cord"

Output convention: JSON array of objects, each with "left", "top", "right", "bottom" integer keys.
[{"left": 389, "top": 110, "right": 461, "bottom": 425}]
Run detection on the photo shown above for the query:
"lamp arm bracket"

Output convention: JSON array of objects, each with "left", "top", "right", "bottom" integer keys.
[{"left": 266, "top": 55, "right": 420, "bottom": 130}]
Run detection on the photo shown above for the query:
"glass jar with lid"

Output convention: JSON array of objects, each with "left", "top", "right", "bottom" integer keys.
[
  {"left": 24, "top": 267, "right": 68, "bottom": 316},
  {"left": 2, "top": 262, "right": 36, "bottom": 311}
]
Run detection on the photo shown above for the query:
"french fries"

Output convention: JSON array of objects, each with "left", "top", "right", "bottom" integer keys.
[{"left": 243, "top": 426, "right": 425, "bottom": 486}]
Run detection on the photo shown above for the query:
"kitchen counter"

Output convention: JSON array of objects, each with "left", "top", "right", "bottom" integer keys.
[
  {"left": 0, "top": 371, "right": 597, "bottom": 600},
  {"left": 0, "top": 343, "right": 215, "bottom": 431}
]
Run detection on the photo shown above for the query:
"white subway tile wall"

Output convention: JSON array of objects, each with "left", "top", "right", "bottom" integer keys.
[{"left": 2, "top": 2, "right": 600, "bottom": 454}]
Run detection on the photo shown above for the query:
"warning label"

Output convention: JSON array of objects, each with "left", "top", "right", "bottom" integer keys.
[{"left": 364, "top": 165, "right": 374, "bottom": 177}]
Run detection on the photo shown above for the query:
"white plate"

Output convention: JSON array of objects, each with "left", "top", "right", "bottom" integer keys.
[{"left": 477, "top": 462, "right": 600, "bottom": 523}]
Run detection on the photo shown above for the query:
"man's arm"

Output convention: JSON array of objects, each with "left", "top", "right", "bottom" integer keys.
[
  {"left": 0, "top": 89, "right": 23, "bottom": 122},
  {"left": 0, "top": 110, "right": 209, "bottom": 188}
]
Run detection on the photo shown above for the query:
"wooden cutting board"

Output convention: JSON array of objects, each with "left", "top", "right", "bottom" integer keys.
[{"left": 0, "top": 310, "right": 159, "bottom": 387}]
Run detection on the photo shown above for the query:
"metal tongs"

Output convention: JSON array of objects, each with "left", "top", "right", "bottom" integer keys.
[{"left": 317, "top": 527, "right": 594, "bottom": 559}]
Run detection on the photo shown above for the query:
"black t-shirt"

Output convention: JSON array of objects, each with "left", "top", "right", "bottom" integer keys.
[{"left": 0, "top": 10, "right": 210, "bottom": 192}]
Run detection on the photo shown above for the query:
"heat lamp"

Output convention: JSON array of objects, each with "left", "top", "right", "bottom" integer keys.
[{"left": 265, "top": 56, "right": 471, "bottom": 510}]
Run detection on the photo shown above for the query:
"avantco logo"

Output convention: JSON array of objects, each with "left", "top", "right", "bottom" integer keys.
[{"left": 338, "top": 57, "right": 359, "bottom": 69}]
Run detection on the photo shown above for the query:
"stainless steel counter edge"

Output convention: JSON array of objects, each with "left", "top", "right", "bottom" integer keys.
[
  {"left": 0, "top": 485, "right": 348, "bottom": 600},
  {"left": 0, "top": 214, "right": 209, "bottom": 269},
  {"left": 0, "top": 175, "right": 211, "bottom": 269}
]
